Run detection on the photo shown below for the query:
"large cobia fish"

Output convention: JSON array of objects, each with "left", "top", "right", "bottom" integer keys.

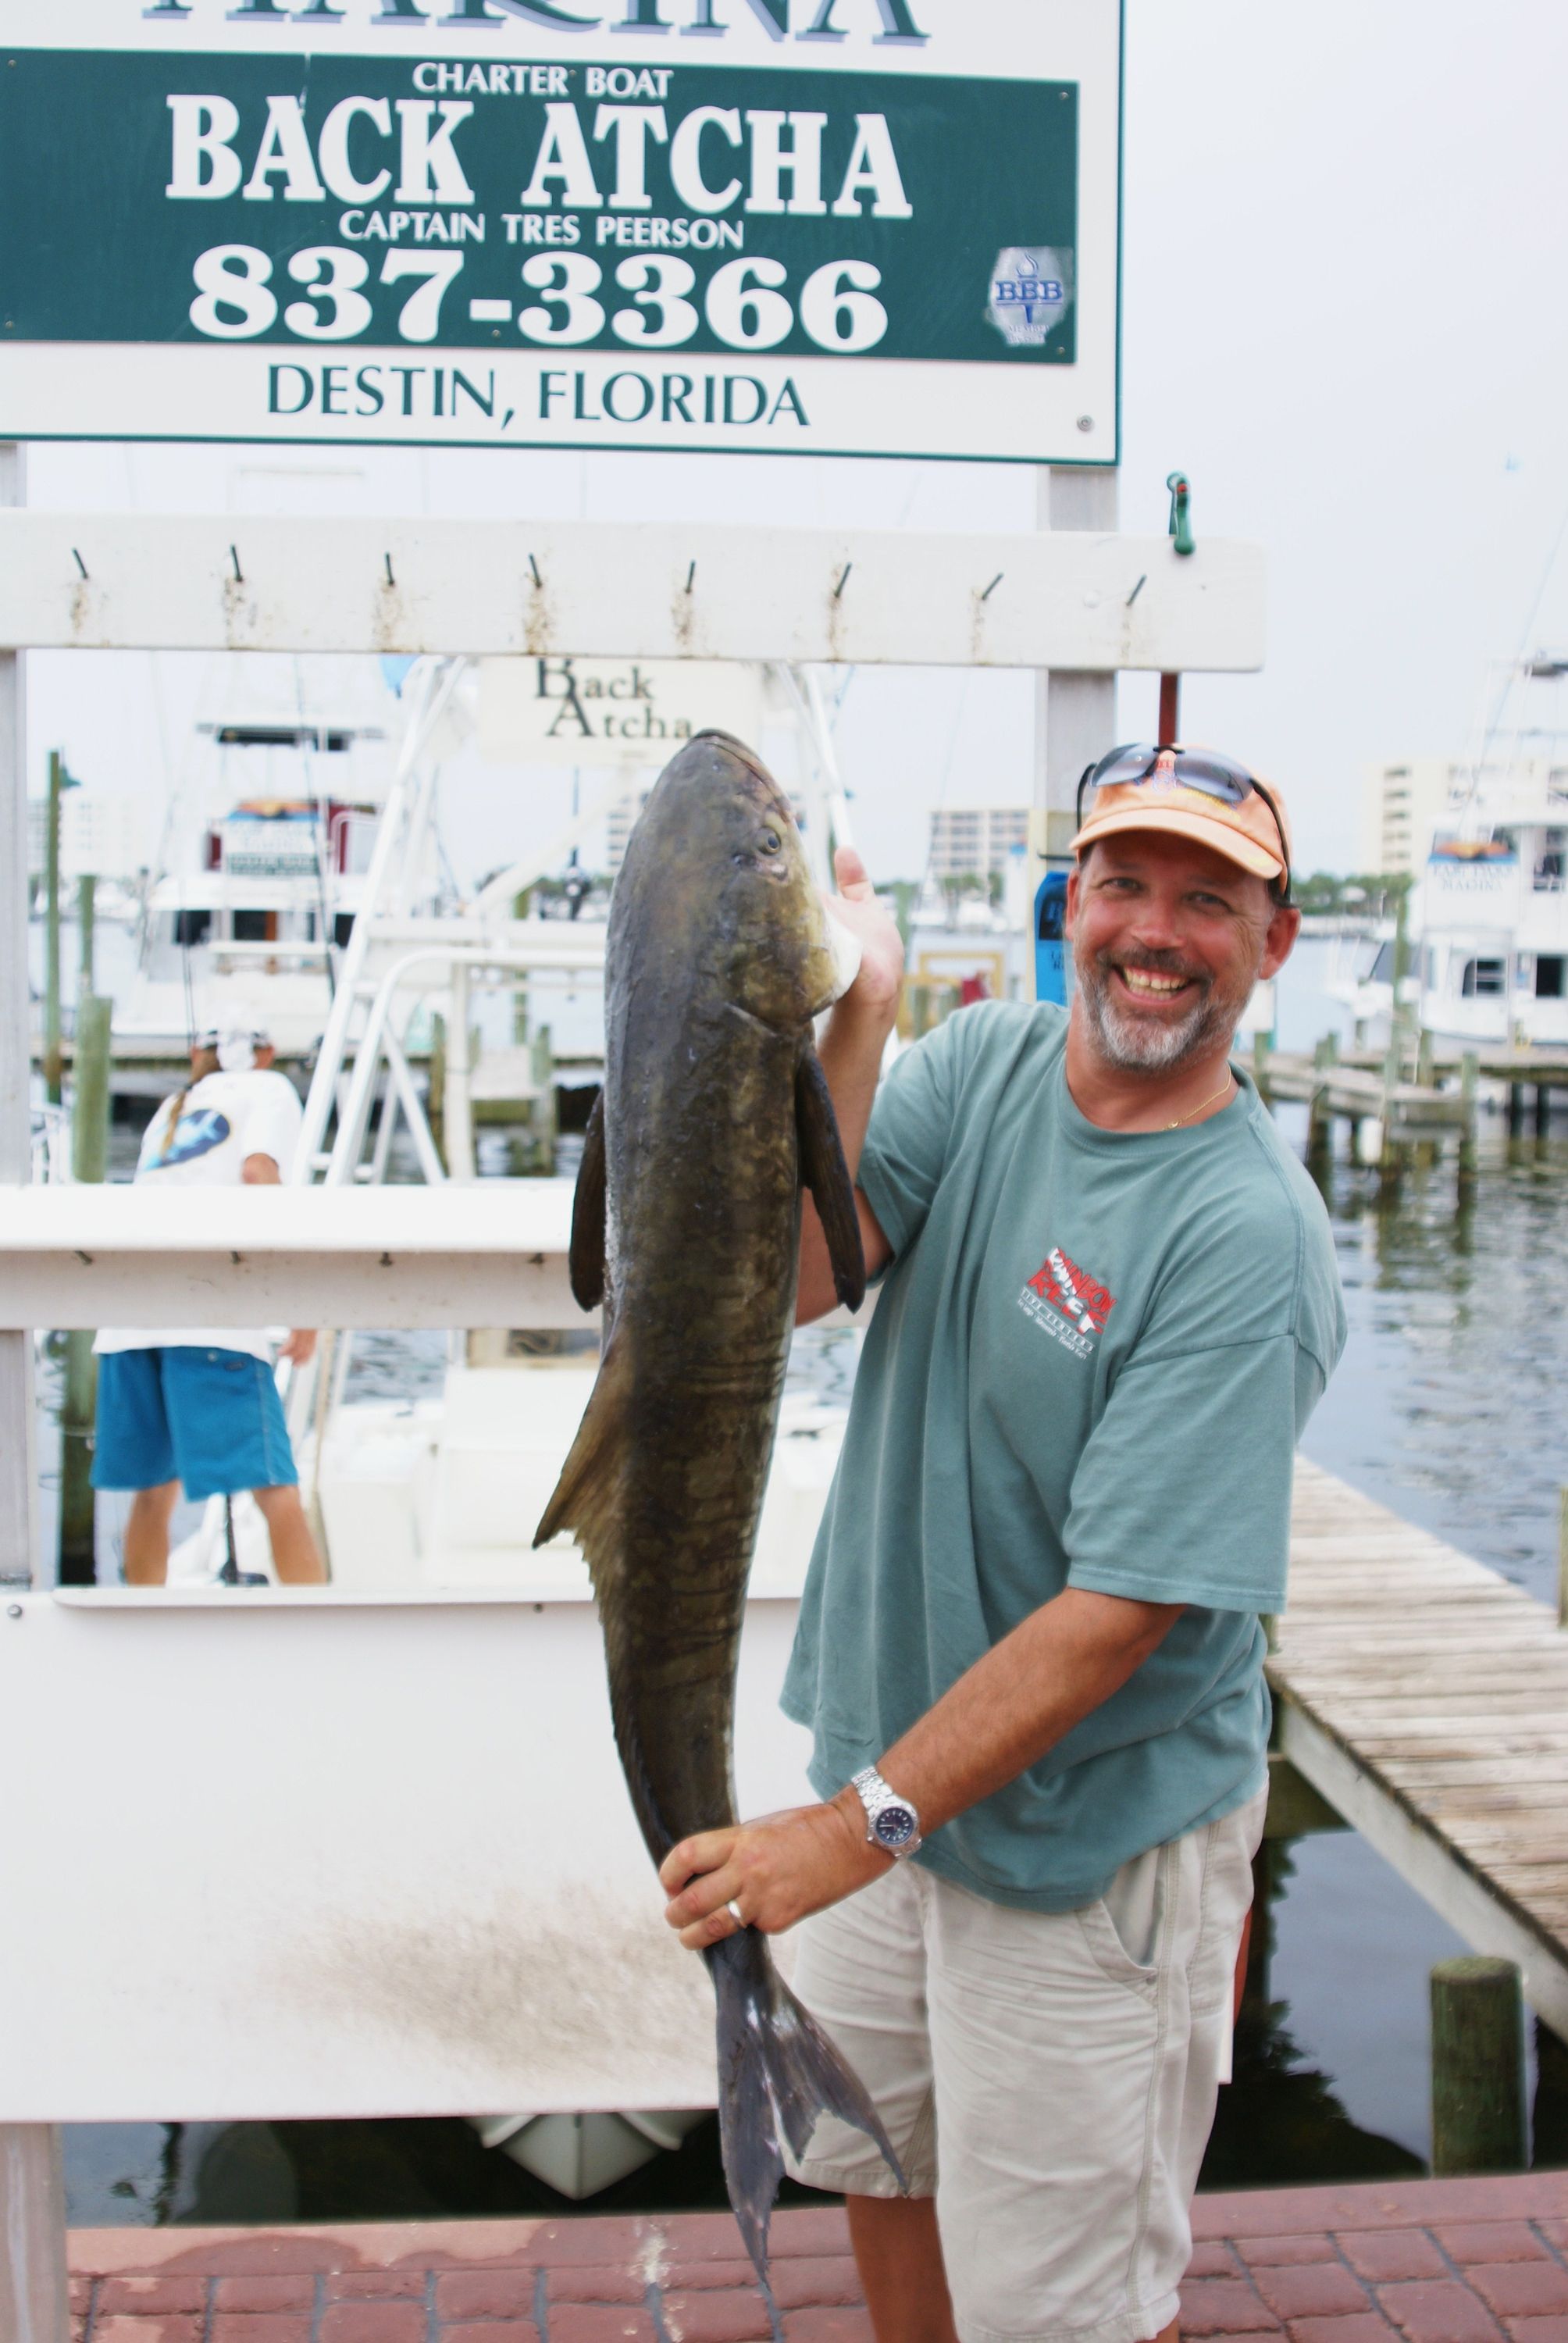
[{"left": 534, "top": 730, "right": 900, "bottom": 2273}]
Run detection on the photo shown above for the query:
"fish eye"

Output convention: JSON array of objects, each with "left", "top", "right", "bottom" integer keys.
[{"left": 761, "top": 829, "right": 782, "bottom": 854}]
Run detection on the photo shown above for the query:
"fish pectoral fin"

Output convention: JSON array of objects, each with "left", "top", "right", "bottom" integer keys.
[
  {"left": 796, "top": 1046, "right": 867, "bottom": 1314},
  {"left": 532, "top": 1332, "right": 628, "bottom": 1568},
  {"left": 568, "top": 1089, "right": 608, "bottom": 1313}
]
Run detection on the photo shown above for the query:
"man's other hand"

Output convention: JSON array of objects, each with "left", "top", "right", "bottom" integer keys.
[
  {"left": 279, "top": 1329, "right": 318, "bottom": 1366},
  {"left": 660, "top": 1793, "right": 889, "bottom": 1950}
]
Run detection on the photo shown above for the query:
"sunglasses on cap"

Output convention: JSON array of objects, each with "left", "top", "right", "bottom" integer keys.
[{"left": 1076, "top": 744, "right": 1292, "bottom": 900}]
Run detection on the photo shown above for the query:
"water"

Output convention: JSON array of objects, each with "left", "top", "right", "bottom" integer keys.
[{"left": 51, "top": 949, "right": 1568, "bottom": 2220}]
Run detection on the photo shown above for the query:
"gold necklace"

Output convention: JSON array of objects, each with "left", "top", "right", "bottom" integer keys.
[{"left": 1165, "top": 1072, "right": 1236, "bottom": 1131}]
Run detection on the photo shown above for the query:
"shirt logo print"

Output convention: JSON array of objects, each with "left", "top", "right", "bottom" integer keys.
[
  {"left": 146, "top": 1107, "right": 232, "bottom": 1172},
  {"left": 1018, "top": 1246, "right": 1117, "bottom": 1361}
]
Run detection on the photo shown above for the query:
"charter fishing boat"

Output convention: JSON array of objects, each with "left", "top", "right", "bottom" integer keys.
[
  {"left": 116, "top": 658, "right": 401, "bottom": 1068},
  {"left": 1332, "top": 658, "right": 1568, "bottom": 1050},
  {"left": 1416, "top": 804, "right": 1568, "bottom": 1049}
]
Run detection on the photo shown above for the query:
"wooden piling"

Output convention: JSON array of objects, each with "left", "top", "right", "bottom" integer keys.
[
  {"left": 1457, "top": 1053, "right": 1480, "bottom": 1201},
  {"left": 1509, "top": 1083, "right": 1527, "bottom": 1139},
  {"left": 1380, "top": 1022, "right": 1407, "bottom": 1190},
  {"left": 528, "top": 1022, "right": 557, "bottom": 1175},
  {"left": 427, "top": 1012, "right": 447, "bottom": 1166},
  {"left": 70, "top": 997, "right": 109, "bottom": 1188},
  {"left": 42, "top": 751, "right": 65, "bottom": 1105},
  {"left": 58, "top": 993, "right": 110, "bottom": 1586},
  {"left": 77, "top": 872, "right": 96, "bottom": 994},
  {"left": 1431, "top": 1956, "right": 1527, "bottom": 2175},
  {"left": 1538, "top": 1083, "right": 1551, "bottom": 1137},
  {"left": 1306, "top": 1035, "right": 1334, "bottom": 1177}
]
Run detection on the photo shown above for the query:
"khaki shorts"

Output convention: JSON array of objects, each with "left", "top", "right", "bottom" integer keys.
[{"left": 786, "top": 1786, "right": 1267, "bottom": 2343}]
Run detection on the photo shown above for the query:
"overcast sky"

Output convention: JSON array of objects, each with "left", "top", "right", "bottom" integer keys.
[{"left": 19, "top": 0, "right": 1568, "bottom": 886}]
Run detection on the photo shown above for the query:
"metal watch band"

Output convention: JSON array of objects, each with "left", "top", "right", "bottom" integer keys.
[{"left": 850, "top": 1764, "right": 923, "bottom": 1859}]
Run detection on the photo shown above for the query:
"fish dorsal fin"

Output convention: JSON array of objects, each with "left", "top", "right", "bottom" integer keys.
[
  {"left": 532, "top": 1335, "right": 629, "bottom": 1596},
  {"left": 796, "top": 1047, "right": 866, "bottom": 1313},
  {"left": 570, "top": 1089, "right": 607, "bottom": 1312}
]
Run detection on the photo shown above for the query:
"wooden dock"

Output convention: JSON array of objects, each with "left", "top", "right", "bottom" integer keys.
[
  {"left": 1329, "top": 1045, "right": 1568, "bottom": 1089},
  {"left": 1260, "top": 1054, "right": 1472, "bottom": 1131},
  {"left": 1256, "top": 1046, "right": 1568, "bottom": 1145},
  {"left": 1272, "top": 1460, "right": 1568, "bottom": 2039}
]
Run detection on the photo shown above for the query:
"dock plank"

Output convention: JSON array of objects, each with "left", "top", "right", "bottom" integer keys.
[{"left": 1272, "top": 1460, "right": 1568, "bottom": 2036}]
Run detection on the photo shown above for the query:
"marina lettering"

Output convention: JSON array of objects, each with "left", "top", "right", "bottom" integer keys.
[{"left": 141, "top": 0, "right": 928, "bottom": 41}]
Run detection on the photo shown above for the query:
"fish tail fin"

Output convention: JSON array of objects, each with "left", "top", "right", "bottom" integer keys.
[{"left": 708, "top": 1927, "right": 905, "bottom": 2283}]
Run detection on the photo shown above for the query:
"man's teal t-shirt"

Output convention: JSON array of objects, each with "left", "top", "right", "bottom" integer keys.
[{"left": 780, "top": 1000, "right": 1346, "bottom": 1914}]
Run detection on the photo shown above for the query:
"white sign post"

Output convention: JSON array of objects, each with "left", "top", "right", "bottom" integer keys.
[{"left": 0, "top": 438, "right": 70, "bottom": 2343}]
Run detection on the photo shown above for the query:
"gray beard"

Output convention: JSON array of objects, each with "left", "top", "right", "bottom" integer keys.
[{"left": 1076, "top": 951, "right": 1249, "bottom": 1075}]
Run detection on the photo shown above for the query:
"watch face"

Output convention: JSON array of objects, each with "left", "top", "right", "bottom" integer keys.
[{"left": 873, "top": 1803, "right": 918, "bottom": 1850}]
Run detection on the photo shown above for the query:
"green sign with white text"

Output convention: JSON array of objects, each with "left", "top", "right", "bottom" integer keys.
[{"left": 0, "top": 1, "right": 1121, "bottom": 462}]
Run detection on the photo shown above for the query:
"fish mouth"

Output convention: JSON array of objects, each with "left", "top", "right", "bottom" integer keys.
[{"left": 697, "top": 728, "right": 784, "bottom": 790}]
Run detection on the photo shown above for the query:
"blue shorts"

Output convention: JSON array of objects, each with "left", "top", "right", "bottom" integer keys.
[{"left": 92, "top": 1346, "right": 298, "bottom": 1501}]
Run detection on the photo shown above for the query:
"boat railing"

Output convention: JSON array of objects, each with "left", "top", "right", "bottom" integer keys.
[{"left": 208, "top": 939, "right": 334, "bottom": 972}]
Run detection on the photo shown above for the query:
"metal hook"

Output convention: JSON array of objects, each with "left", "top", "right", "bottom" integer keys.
[
  {"left": 685, "top": 561, "right": 697, "bottom": 594},
  {"left": 70, "top": 547, "right": 88, "bottom": 581},
  {"left": 980, "top": 572, "right": 1004, "bottom": 602},
  {"left": 833, "top": 563, "right": 853, "bottom": 599},
  {"left": 229, "top": 544, "right": 244, "bottom": 584},
  {"left": 1125, "top": 573, "right": 1147, "bottom": 608},
  {"left": 528, "top": 553, "right": 543, "bottom": 589},
  {"left": 1166, "top": 473, "right": 1195, "bottom": 558},
  {"left": 384, "top": 552, "right": 395, "bottom": 588}
]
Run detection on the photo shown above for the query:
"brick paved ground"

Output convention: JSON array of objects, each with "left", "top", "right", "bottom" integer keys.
[{"left": 67, "top": 2173, "right": 1568, "bottom": 2343}]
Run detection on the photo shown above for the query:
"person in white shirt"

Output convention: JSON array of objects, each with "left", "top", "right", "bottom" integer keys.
[{"left": 92, "top": 1029, "right": 326, "bottom": 1585}]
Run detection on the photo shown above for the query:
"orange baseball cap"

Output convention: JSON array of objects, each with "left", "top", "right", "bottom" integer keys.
[{"left": 1071, "top": 744, "right": 1292, "bottom": 886}]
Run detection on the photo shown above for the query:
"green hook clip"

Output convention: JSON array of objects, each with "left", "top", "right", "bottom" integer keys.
[{"left": 1167, "top": 471, "right": 1195, "bottom": 557}]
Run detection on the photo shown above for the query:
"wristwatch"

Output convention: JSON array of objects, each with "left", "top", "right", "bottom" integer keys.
[{"left": 850, "top": 1765, "right": 923, "bottom": 1859}]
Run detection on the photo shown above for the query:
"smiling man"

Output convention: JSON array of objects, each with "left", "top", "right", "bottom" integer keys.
[{"left": 661, "top": 747, "right": 1346, "bottom": 2343}]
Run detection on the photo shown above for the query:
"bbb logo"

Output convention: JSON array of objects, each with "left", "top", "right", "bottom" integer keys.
[
  {"left": 985, "top": 244, "right": 1071, "bottom": 350},
  {"left": 993, "top": 270, "right": 1064, "bottom": 313}
]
